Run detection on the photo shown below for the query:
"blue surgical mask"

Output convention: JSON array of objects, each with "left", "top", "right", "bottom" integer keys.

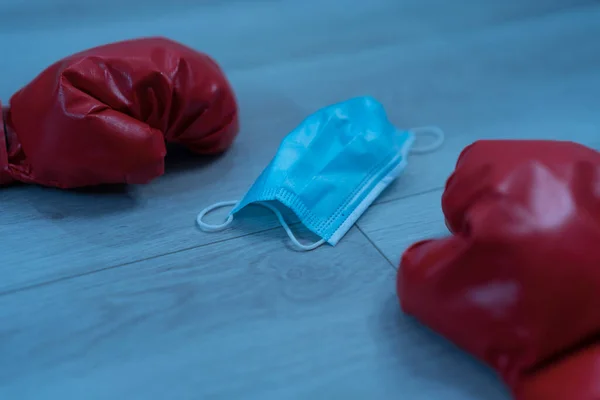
[{"left": 197, "top": 96, "right": 443, "bottom": 251}]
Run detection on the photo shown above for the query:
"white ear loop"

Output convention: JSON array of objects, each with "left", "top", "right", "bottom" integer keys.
[
  {"left": 409, "top": 126, "right": 445, "bottom": 154},
  {"left": 197, "top": 125, "right": 444, "bottom": 248},
  {"left": 196, "top": 201, "right": 326, "bottom": 251},
  {"left": 196, "top": 200, "right": 237, "bottom": 232}
]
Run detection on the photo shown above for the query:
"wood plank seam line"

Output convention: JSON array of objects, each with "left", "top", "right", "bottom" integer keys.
[
  {"left": 0, "top": 187, "right": 443, "bottom": 297},
  {"left": 356, "top": 224, "right": 397, "bottom": 269}
]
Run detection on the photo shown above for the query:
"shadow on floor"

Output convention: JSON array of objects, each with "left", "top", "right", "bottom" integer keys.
[{"left": 375, "top": 295, "right": 511, "bottom": 399}]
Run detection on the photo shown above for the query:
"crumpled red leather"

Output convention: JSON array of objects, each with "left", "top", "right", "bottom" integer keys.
[
  {"left": 0, "top": 37, "right": 239, "bottom": 188},
  {"left": 397, "top": 140, "right": 600, "bottom": 399},
  {"left": 514, "top": 343, "right": 600, "bottom": 400}
]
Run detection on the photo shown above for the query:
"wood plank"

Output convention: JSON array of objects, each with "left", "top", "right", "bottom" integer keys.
[
  {"left": 2, "top": 2, "right": 599, "bottom": 292},
  {"left": 358, "top": 189, "right": 447, "bottom": 267},
  {"left": 0, "top": 0, "right": 592, "bottom": 93},
  {"left": 0, "top": 226, "right": 508, "bottom": 399}
]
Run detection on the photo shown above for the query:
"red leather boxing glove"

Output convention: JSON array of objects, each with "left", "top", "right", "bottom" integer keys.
[
  {"left": 0, "top": 37, "right": 238, "bottom": 189},
  {"left": 397, "top": 140, "right": 600, "bottom": 399},
  {"left": 514, "top": 343, "right": 600, "bottom": 400}
]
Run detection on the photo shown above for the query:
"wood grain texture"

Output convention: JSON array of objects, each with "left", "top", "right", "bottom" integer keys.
[
  {"left": 358, "top": 189, "right": 448, "bottom": 267},
  {"left": 1, "top": 1, "right": 600, "bottom": 398},
  {"left": 2, "top": 1, "right": 599, "bottom": 292},
  {"left": 0, "top": 0, "right": 593, "bottom": 81},
  {"left": 0, "top": 226, "right": 508, "bottom": 399}
]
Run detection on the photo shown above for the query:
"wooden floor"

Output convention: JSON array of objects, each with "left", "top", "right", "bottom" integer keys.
[{"left": 1, "top": 1, "right": 599, "bottom": 398}]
